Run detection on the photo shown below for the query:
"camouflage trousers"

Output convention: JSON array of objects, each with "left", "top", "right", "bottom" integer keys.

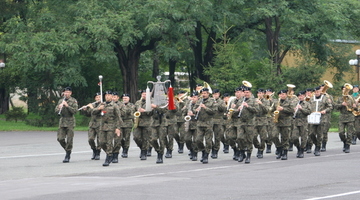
[
  {"left": 322, "top": 121, "right": 331, "bottom": 143},
  {"left": 57, "top": 127, "right": 74, "bottom": 152},
  {"left": 236, "top": 125, "right": 255, "bottom": 154},
  {"left": 309, "top": 124, "right": 324, "bottom": 147},
  {"left": 291, "top": 125, "right": 308, "bottom": 149},
  {"left": 272, "top": 126, "right": 290, "bottom": 150},
  {"left": 224, "top": 125, "right": 238, "bottom": 150},
  {"left": 253, "top": 125, "right": 267, "bottom": 151},
  {"left": 212, "top": 123, "right": 225, "bottom": 151},
  {"left": 266, "top": 119, "right": 274, "bottom": 146},
  {"left": 88, "top": 127, "right": 101, "bottom": 151},
  {"left": 338, "top": 121, "right": 355, "bottom": 145},
  {"left": 177, "top": 122, "right": 185, "bottom": 144},
  {"left": 133, "top": 126, "right": 151, "bottom": 151},
  {"left": 99, "top": 130, "right": 114, "bottom": 156},
  {"left": 184, "top": 128, "right": 198, "bottom": 152},
  {"left": 150, "top": 126, "right": 167, "bottom": 154},
  {"left": 166, "top": 124, "right": 179, "bottom": 151},
  {"left": 354, "top": 116, "right": 360, "bottom": 139},
  {"left": 196, "top": 126, "right": 214, "bottom": 154},
  {"left": 113, "top": 127, "right": 132, "bottom": 153}
]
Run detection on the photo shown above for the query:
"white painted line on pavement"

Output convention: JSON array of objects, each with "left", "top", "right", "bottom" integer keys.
[
  {"left": 0, "top": 151, "right": 91, "bottom": 159},
  {"left": 304, "top": 190, "right": 360, "bottom": 200}
]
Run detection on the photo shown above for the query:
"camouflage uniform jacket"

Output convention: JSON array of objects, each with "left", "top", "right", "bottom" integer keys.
[
  {"left": 134, "top": 99, "right": 153, "bottom": 127},
  {"left": 82, "top": 102, "right": 101, "bottom": 129},
  {"left": 119, "top": 102, "right": 135, "bottom": 128},
  {"left": 334, "top": 96, "right": 355, "bottom": 123},
  {"left": 309, "top": 95, "right": 333, "bottom": 123},
  {"left": 151, "top": 102, "right": 179, "bottom": 127},
  {"left": 231, "top": 97, "right": 259, "bottom": 126},
  {"left": 55, "top": 97, "right": 78, "bottom": 128},
  {"left": 255, "top": 98, "right": 270, "bottom": 126},
  {"left": 193, "top": 97, "right": 216, "bottom": 127},
  {"left": 213, "top": 98, "right": 226, "bottom": 125},
  {"left": 270, "top": 98, "right": 294, "bottom": 127},
  {"left": 176, "top": 98, "right": 189, "bottom": 123},
  {"left": 92, "top": 101, "right": 123, "bottom": 131},
  {"left": 293, "top": 100, "right": 311, "bottom": 126},
  {"left": 188, "top": 102, "right": 198, "bottom": 130}
]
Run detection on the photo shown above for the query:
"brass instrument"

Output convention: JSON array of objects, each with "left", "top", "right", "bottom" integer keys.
[
  {"left": 176, "top": 92, "right": 188, "bottom": 102},
  {"left": 78, "top": 101, "right": 99, "bottom": 110},
  {"left": 133, "top": 111, "right": 141, "bottom": 129},
  {"left": 352, "top": 96, "right": 360, "bottom": 116},
  {"left": 273, "top": 98, "right": 281, "bottom": 123},
  {"left": 286, "top": 84, "right": 296, "bottom": 98},
  {"left": 225, "top": 96, "right": 236, "bottom": 120},
  {"left": 237, "top": 81, "right": 252, "bottom": 118},
  {"left": 184, "top": 100, "right": 192, "bottom": 132},
  {"left": 322, "top": 80, "right": 333, "bottom": 94},
  {"left": 343, "top": 83, "right": 354, "bottom": 111},
  {"left": 197, "top": 81, "right": 213, "bottom": 94}
]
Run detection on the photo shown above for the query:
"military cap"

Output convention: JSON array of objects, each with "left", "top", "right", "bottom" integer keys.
[
  {"left": 139, "top": 90, "right": 146, "bottom": 93},
  {"left": 297, "top": 91, "right": 306, "bottom": 96},
  {"left": 177, "top": 90, "right": 186, "bottom": 94},
  {"left": 196, "top": 83, "right": 203, "bottom": 87},
  {"left": 306, "top": 88, "right": 314, "bottom": 92},
  {"left": 242, "top": 86, "right": 251, "bottom": 91},
  {"left": 235, "top": 87, "right": 243, "bottom": 92},
  {"left": 278, "top": 89, "right": 288, "bottom": 95},
  {"left": 191, "top": 91, "right": 199, "bottom": 97},
  {"left": 64, "top": 86, "right": 72, "bottom": 91},
  {"left": 122, "top": 93, "right": 130, "bottom": 97},
  {"left": 213, "top": 89, "right": 220, "bottom": 94},
  {"left": 257, "top": 88, "right": 265, "bottom": 93},
  {"left": 354, "top": 85, "right": 359, "bottom": 88},
  {"left": 314, "top": 86, "right": 321, "bottom": 91},
  {"left": 200, "top": 88, "right": 210, "bottom": 93},
  {"left": 265, "top": 88, "right": 273, "bottom": 92},
  {"left": 104, "top": 90, "right": 113, "bottom": 95},
  {"left": 112, "top": 91, "right": 119, "bottom": 96},
  {"left": 94, "top": 92, "right": 101, "bottom": 98},
  {"left": 223, "top": 93, "right": 230, "bottom": 97}
]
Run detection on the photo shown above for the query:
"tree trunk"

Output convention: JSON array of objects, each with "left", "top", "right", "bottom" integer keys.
[
  {"left": 192, "top": 21, "right": 204, "bottom": 82},
  {"left": 265, "top": 16, "right": 282, "bottom": 76},
  {"left": 168, "top": 59, "right": 176, "bottom": 86},
  {"left": 202, "top": 29, "right": 216, "bottom": 82},
  {"left": 0, "top": 88, "right": 9, "bottom": 114}
]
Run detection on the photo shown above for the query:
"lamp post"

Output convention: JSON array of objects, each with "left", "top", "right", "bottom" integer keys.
[
  {"left": 0, "top": 61, "right": 5, "bottom": 69},
  {"left": 349, "top": 49, "right": 360, "bottom": 83}
]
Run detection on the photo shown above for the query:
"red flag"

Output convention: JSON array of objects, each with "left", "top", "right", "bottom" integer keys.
[{"left": 168, "top": 85, "right": 176, "bottom": 110}]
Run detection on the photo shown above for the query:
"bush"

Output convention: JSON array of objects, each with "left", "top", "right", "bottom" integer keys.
[
  {"left": 4, "top": 107, "right": 27, "bottom": 122},
  {"left": 330, "top": 111, "right": 339, "bottom": 129}
]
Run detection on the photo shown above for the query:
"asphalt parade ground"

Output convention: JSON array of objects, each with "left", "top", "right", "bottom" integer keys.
[{"left": 0, "top": 131, "right": 360, "bottom": 200}]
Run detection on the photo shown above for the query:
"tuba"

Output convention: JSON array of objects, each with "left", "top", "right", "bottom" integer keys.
[
  {"left": 286, "top": 84, "right": 296, "bottom": 98},
  {"left": 353, "top": 96, "right": 360, "bottom": 116},
  {"left": 343, "top": 83, "right": 354, "bottom": 111},
  {"left": 322, "top": 80, "right": 333, "bottom": 94},
  {"left": 133, "top": 111, "right": 141, "bottom": 129},
  {"left": 203, "top": 81, "right": 213, "bottom": 94}
]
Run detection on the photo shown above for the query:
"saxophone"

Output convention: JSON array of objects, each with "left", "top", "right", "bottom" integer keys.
[
  {"left": 133, "top": 111, "right": 141, "bottom": 128},
  {"left": 273, "top": 98, "right": 281, "bottom": 123},
  {"left": 184, "top": 100, "right": 192, "bottom": 132}
]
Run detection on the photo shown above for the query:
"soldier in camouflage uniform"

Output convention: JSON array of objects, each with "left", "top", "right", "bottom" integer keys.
[
  {"left": 185, "top": 92, "right": 199, "bottom": 161},
  {"left": 231, "top": 86, "right": 259, "bottom": 164},
  {"left": 149, "top": 102, "right": 167, "bottom": 164},
  {"left": 134, "top": 90, "right": 153, "bottom": 160},
  {"left": 253, "top": 89, "right": 270, "bottom": 159},
  {"left": 221, "top": 93, "right": 231, "bottom": 153},
  {"left": 320, "top": 85, "right": 334, "bottom": 152},
  {"left": 265, "top": 89, "right": 275, "bottom": 153},
  {"left": 175, "top": 90, "right": 188, "bottom": 154},
  {"left": 93, "top": 91, "right": 122, "bottom": 166},
  {"left": 163, "top": 100, "right": 179, "bottom": 159},
  {"left": 305, "top": 88, "right": 315, "bottom": 153},
  {"left": 79, "top": 92, "right": 102, "bottom": 160},
  {"left": 55, "top": 87, "right": 78, "bottom": 163},
  {"left": 119, "top": 94, "right": 135, "bottom": 159},
  {"left": 193, "top": 88, "right": 216, "bottom": 164},
  {"left": 334, "top": 85, "right": 356, "bottom": 153},
  {"left": 111, "top": 92, "right": 124, "bottom": 163},
  {"left": 351, "top": 85, "right": 360, "bottom": 144},
  {"left": 291, "top": 91, "right": 311, "bottom": 158},
  {"left": 211, "top": 89, "right": 227, "bottom": 159},
  {"left": 308, "top": 86, "right": 333, "bottom": 156},
  {"left": 226, "top": 87, "right": 244, "bottom": 161},
  {"left": 270, "top": 90, "right": 294, "bottom": 160}
]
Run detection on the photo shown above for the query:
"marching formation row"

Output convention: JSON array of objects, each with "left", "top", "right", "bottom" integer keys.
[{"left": 54, "top": 80, "right": 360, "bottom": 166}]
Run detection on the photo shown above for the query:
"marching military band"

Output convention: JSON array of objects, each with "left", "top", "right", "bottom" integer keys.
[{"left": 57, "top": 78, "right": 360, "bottom": 167}]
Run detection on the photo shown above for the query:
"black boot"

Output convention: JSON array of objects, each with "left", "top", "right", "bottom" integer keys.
[
  {"left": 257, "top": 150, "right": 263, "bottom": 159},
  {"left": 245, "top": 152, "right": 251, "bottom": 164},
  {"left": 178, "top": 143, "right": 184, "bottom": 153},
  {"left": 320, "top": 142, "right": 326, "bottom": 152},
  {"left": 192, "top": 151, "right": 198, "bottom": 161},
  {"left": 102, "top": 154, "right": 113, "bottom": 166},
  {"left": 306, "top": 144, "right": 312, "bottom": 153},
  {"left": 223, "top": 144, "right": 229, "bottom": 153},
  {"left": 314, "top": 146, "right": 320, "bottom": 156},
  {"left": 147, "top": 147, "right": 152, "bottom": 157},
  {"left": 94, "top": 149, "right": 100, "bottom": 160},
  {"left": 352, "top": 135, "right": 357, "bottom": 145},
  {"left": 288, "top": 143, "right": 293, "bottom": 151},
  {"left": 156, "top": 153, "right": 163, "bottom": 164},
  {"left": 165, "top": 149, "right": 172, "bottom": 158},
  {"left": 296, "top": 146, "right": 300, "bottom": 158},
  {"left": 91, "top": 149, "right": 96, "bottom": 160},
  {"left": 211, "top": 149, "right": 218, "bottom": 159},
  {"left": 345, "top": 144, "right": 350, "bottom": 153},
  {"left": 140, "top": 150, "right": 147, "bottom": 160},
  {"left": 276, "top": 147, "right": 282, "bottom": 159},
  {"left": 202, "top": 152, "right": 209, "bottom": 164},
  {"left": 112, "top": 153, "right": 119, "bottom": 163},
  {"left": 298, "top": 148, "right": 304, "bottom": 158},
  {"left": 238, "top": 150, "right": 245, "bottom": 162},
  {"left": 121, "top": 148, "right": 128, "bottom": 158},
  {"left": 256, "top": 150, "right": 260, "bottom": 158},
  {"left": 189, "top": 149, "right": 193, "bottom": 160},
  {"left": 342, "top": 141, "right": 346, "bottom": 152},
  {"left": 266, "top": 144, "right": 271, "bottom": 153},
  {"left": 232, "top": 148, "right": 238, "bottom": 161},
  {"left": 63, "top": 151, "right": 71, "bottom": 163},
  {"left": 281, "top": 150, "right": 288, "bottom": 160},
  {"left": 200, "top": 151, "right": 204, "bottom": 162}
]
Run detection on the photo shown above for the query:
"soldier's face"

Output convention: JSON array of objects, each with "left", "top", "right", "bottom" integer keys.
[
  {"left": 279, "top": 93, "right": 287, "bottom": 100},
  {"left": 244, "top": 91, "right": 251, "bottom": 98},
  {"left": 141, "top": 92, "right": 146, "bottom": 99},
  {"left": 257, "top": 92, "right": 264, "bottom": 98},
  {"left": 94, "top": 95, "right": 101, "bottom": 102},
  {"left": 298, "top": 94, "right": 305, "bottom": 101},
  {"left": 315, "top": 90, "right": 322, "bottom": 97},
  {"left": 123, "top": 96, "right": 130, "bottom": 103},
  {"left": 105, "top": 94, "right": 113, "bottom": 102},
  {"left": 354, "top": 87, "right": 359, "bottom": 93},
  {"left": 63, "top": 90, "right": 72, "bottom": 98},
  {"left": 202, "top": 91, "right": 210, "bottom": 99},
  {"left": 112, "top": 95, "right": 119, "bottom": 102},
  {"left": 223, "top": 96, "right": 229, "bottom": 103},
  {"left": 192, "top": 96, "right": 198, "bottom": 103},
  {"left": 212, "top": 93, "right": 220, "bottom": 99},
  {"left": 235, "top": 91, "right": 242, "bottom": 98},
  {"left": 306, "top": 91, "right": 312, "bottom": 96}
]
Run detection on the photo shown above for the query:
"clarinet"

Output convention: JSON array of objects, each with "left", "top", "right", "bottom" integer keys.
[
  {"left": 58, "top": 97, "right": 66, "bottom": 116},
  {"left": 194, "top": 99, "right": 203, "bottom": 120},
  {"left": 237, "top": 97, "right": 246, "bottom": 118},
  {"left": 293, "top": 101, "right": 300, "bottom": 119}
]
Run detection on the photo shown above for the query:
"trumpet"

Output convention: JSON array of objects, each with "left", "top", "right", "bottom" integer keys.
[
  {"left": 133, "top": 111, "right": 141, "bottom": 129},
  {"left": 176, "top": 92, "right": 188, "bottom": 102}
]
